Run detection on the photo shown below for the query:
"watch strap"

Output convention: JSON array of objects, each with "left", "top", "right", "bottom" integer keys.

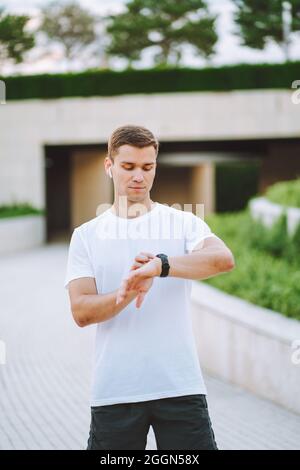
[{"left": 156, "top": 253, "right": 170, "bottom": 277}]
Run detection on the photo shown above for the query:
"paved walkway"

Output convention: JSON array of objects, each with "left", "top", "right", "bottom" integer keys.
[{"left": 0, "top": 243, "right": 300, "bottom": 450}]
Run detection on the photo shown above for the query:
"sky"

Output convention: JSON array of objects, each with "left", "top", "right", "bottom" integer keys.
[{"left": 1, "top": 0, "right": 300, "bottom": 74}]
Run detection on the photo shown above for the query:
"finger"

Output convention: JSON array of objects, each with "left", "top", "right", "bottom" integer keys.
[
  {"left": 130, "top": 261, "right": 143, "bottom": 270},
  {"left": 140, "top": 252, "right": 155, "bottom": 259},
  {"left": 135, "top": 255, "right": 149, "bottom": 263},
  {"left": 135, "top": 253, "right": 154, "bottom": 262}
]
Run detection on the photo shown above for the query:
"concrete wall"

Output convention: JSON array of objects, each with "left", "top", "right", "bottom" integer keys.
[
  {"left": 191, "top": 282, "right": 300, "bottom": 415},
  {"left": 0, "top": 215, "right": 45, "bottom": 254},
  {"left": 1, "top": 89, "right": 299, "bottom": 209}
]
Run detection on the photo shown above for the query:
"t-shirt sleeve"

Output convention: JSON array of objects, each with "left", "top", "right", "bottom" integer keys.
[
  {"left": 184, "top": 211, "right": 218, "bottom": 253},
  {"left": 64, "top": 227, "right": 95, "bottom": 289}
]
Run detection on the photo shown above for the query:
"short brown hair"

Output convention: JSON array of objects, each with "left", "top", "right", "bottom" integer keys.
[{"left": 108, "top": 125, "right": 159, "bottom": 160}]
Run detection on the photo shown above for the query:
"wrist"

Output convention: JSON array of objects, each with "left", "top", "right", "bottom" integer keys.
[{"left": 154, "top": 256, "right": 162, "bottom": 277}]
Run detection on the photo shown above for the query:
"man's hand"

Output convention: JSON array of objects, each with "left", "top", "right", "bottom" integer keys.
[
  {"left": 116, "top": 252, "right": 159, "bottom": 308},
  {"left": 116, "top": 252, "right": 161, "bottom": 307},
  {"left": 129, "top": 252, "right": 155, "bottom": 271}
]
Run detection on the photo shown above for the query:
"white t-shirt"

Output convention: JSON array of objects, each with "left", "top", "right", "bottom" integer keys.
[{"left": 64, "top": 202, "right": 218, "bottom": 406}]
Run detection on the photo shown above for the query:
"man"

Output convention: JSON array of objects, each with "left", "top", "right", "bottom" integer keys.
[{"left": 64, "top": 125, "right": 235, "bottom": 450}]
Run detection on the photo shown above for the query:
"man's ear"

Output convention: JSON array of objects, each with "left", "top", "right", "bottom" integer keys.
[{"left": 104, "top": 157, "right": 113, "bottom": 178}]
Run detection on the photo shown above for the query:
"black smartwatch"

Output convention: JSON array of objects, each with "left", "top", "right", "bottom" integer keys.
[{"left": 155, "top": 253, "right": 170, "bottom": 277}]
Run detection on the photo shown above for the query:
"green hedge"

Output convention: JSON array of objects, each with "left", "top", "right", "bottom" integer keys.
[
  {"left": 264, "top": 178, "right": 300, "bottom": 208},
  {"left": 0, "top": 203, "right": 45, "bottom": 218},
  {"left": 1, "top": 61, "right": 300, "bottom": 100},
  {"left": 248, "top": 211, "right": 300, "bottom": 262},
  {"left": 203, "top": 209, "right": 300, "bottom": 320}
]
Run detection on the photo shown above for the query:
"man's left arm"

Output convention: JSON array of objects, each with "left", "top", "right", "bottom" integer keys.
[
  {"left": 168, "top": 236, "right": 235, "bottom": 280},
  {"left": 116, "top": 237, "right": 235, "bottom": 304}
]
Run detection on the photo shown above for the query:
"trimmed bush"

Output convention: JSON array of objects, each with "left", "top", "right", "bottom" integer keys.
[
  {"left": 203, "top": 209, "right": 300, "bottom": 320},
  {"left": 1, "top": 61, "right": 300, "bottom": 101},
  {"left": 264, "top": 178, "right": 300, "bottom": 208},
  {"left": 249, "top": 212, "right": 289, "bottom": 257},
  {"left": 0, "top": 203, "right": 45, "bottom": 218}
]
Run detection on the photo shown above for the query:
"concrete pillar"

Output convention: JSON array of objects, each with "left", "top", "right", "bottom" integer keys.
[
  {"left": 71, "top": 150, "right": 112, "bottom": 228},
  {"left": 190, "top": 163, "right": 215, "bottom": 216}
]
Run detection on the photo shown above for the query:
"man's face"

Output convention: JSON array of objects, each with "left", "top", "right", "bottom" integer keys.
[{"left": 106, "top": 144, "right": 157, "bottom": 203}]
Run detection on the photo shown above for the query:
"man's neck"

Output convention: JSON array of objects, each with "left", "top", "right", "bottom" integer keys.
[{"left": 111, "top": 197, "right": 155, "bottom": 219}]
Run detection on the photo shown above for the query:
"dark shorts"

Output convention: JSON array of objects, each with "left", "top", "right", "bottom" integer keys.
[{"left": 87, "top": 394, "right": 218, "bottom": 450}]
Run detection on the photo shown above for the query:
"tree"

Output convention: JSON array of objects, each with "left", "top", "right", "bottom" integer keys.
[
  {"left": 40, "top": 1, "right": 97, "bottom": 61},
  {"left": 232, "top": 0, "right": 300, "bottom": 61},
  {"left": 0, "top": 9, "right": 35, "bottom": 73},
  {"left": 105, "top": 0, "right": 218, "bottom": 67}
]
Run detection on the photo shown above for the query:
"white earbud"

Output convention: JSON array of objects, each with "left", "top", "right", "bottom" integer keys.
[{"left": 108, "top": 167, "right": 112, "bottom": 178}]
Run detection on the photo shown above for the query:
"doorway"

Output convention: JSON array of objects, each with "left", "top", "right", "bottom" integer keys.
[{"left": 45, "top": 146, "right": 71, "bottom": 242}]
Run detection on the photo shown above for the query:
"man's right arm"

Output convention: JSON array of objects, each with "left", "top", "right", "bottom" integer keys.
[{"left": 67, "top": 277, "right": 139, "bottom": 327}]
